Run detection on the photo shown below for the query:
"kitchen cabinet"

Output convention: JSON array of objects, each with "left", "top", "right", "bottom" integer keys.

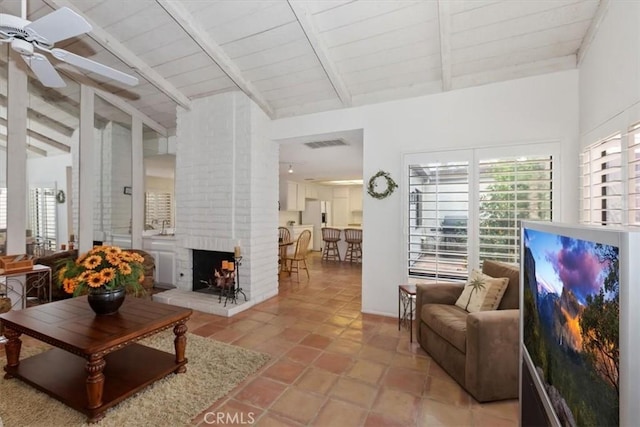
[
  {"left": 142, "top": 236, "right": 176, "bottom": 286},
  {"left": 156, "top": 251, "right": 175, "bottom": 286},
  {"left": 279, "top": 180, "right": 305, "bottom": 211},
  {"left": 305, "top": 184, "right": 319, "bottom": 200},
  {"left": 349, "top": 186, "right": 363, "bottom": 211},
  {"left": 332, "top": 187, "right": 349, "bottom": 226},
  {"left": 297, "top": 183, "right": 306, "bottom": 210}
]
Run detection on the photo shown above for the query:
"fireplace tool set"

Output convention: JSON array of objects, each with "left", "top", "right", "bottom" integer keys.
[{"left": 199, "top": 257, "right": 247, "bottom": 307}]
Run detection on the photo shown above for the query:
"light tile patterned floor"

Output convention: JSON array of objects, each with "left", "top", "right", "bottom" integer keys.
[{"left": 1, "top": 252, "right": 519, "bottom": 426}]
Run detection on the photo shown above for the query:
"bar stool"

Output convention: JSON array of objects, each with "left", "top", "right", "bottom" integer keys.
[
  {"left": 321, "top": 227, "right": 342, "bottom": 261},
  {"left": 344, "top": 228, "right": 362, "bottom": 263}
]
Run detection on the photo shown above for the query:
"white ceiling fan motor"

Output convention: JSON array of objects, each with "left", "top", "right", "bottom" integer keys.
[{"left": 11, "top": 38, "right": 34, "bottom": 56}]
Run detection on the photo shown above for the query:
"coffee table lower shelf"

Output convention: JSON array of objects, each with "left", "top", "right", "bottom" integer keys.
[{"left": 6, "top": 343, "right": 185, "bottom": 422}]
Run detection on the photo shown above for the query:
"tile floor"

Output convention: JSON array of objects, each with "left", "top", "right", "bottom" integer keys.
[
  {"left": 186, "top": 252, "right": 519, "bottom": 426},
  {"left": 1, "top": 252, "right": 519, "bottom": 426}
]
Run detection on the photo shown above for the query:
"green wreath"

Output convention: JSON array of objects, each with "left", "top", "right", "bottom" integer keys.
[
  {"left": 56, "top": 190, "right": 66, "bottom": 204},
  {"left": 367, "top": 170, "right": 398, "bottom": 199}
]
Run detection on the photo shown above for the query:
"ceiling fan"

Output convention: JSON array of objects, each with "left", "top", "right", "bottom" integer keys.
[{"left": 0, "top": 6, "right": 138, "bottom": 88}]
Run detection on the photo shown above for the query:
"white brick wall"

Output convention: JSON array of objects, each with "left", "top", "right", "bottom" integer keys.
[{"left": 174, "top": 92, "right": 278, "bottom": 302}]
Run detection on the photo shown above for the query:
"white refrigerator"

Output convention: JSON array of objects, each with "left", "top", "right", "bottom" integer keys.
[{"left": 302, "top": 200, "right": 332, "bottom": 251}]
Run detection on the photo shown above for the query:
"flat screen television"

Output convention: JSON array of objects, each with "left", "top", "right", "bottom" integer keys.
[{"left": 520, "top": 221, "right": 640, "bottom": 427}]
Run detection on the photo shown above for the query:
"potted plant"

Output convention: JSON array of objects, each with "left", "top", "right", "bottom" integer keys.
[{"left": 57, "top": 245, "right": 146, "bottom": 315}]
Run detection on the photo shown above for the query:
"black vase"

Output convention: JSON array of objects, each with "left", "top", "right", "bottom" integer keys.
[{"left": 87, "top": 287, "right": 126, "bottom": 315}]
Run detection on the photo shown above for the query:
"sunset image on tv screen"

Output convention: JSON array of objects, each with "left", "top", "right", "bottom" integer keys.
[{"left": 522, "top": 228, "right": 619, "bottom": 427}]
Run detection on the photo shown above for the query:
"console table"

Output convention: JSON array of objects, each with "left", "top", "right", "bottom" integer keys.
[{"left": 0, "top": 264, "right": 51, "bottom": 309}]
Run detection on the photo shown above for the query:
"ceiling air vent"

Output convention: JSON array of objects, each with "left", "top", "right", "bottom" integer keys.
[{"left": 304, "top": 139, "right": 348, "bottom": 149}]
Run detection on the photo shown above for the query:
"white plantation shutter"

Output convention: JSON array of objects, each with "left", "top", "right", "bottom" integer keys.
[
  {"left": 580, "top": 134, "right": 623, "bottom": 226},
  {"left": 406, "top": 144, "right": 557, "bottom": 281},
  {"left": 628, "top": 125, "right": 640, "bottom": 227},
  {"left": 0, "top": 188, "right": 6, "bottom": 229},
  {"left": 0, "top": 188, "right": 6, "bottom": 255},
  {"left": 408, "top": 159, "right": 470, "bottom": 281},
  {"left": 145, "top": 192, "right": 173, "bottom": 228},
  {"left": 478, "top": 156, "right": 553, "bottom": 264},
  {"left": 30, "top": 187, "right": 57, "bottom": 252}
]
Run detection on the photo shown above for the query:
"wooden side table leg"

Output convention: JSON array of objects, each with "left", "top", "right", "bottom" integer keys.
[
  {"left": 174, "top": 322, "right": 188, "bottom": 373},
  {"left": 3, "top": 327, "right": 22, "bottom": 379}
]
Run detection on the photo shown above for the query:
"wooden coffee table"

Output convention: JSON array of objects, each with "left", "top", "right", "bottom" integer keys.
[{"left": 0, "top": 296, "right": 192, "bottom": 423}]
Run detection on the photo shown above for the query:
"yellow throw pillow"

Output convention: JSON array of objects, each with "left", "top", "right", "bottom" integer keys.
[{"left": 455, "top": 269, "right": 510, "bottom": 313}]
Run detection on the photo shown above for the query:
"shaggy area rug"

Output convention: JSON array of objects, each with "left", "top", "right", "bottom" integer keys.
[{"left": 0, "top": 331, "right": 270, "bottom": 427}]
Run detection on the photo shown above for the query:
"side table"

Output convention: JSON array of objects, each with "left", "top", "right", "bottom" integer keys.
[
  {"left": 0, "top": 264, "right": 52, "bottom": 309},
  {"left": 398, "top": 284, "right": 417, "bottom": 342}
]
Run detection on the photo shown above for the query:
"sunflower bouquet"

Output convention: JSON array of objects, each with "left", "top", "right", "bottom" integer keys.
[{"left": 57, "top": 245, "right": 146, "bottom": 297}]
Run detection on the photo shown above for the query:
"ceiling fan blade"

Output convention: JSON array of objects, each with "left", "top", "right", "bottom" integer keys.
[
  {"left": 21, "top": 53, "right": 66, "bottom": 88},
  {"left": 50, "top": 48, "right": 139, "bottom": 86},
  {"left": 24, "top": 7, "right": 92, "bottom": 44}
]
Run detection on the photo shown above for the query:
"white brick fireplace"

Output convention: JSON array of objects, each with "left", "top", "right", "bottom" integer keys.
[{"left": 153, "top": 92, "right": 279, "bottom": 316}]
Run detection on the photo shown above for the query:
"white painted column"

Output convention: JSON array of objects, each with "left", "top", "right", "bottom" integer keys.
[
  {"left": 6, "top": 50, "right": 27, "bottom": 254},
  {"left": 131, "top": 117, "right": 143, "bottom": 249},
  {"left": 78, "top": 85, "right": 94, "bottom": 253}
]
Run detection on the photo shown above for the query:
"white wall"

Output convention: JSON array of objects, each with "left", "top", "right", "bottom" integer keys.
[
  {"left": 271, "top": 70, "right": 580, "bottom": 317},
  {"left": 146, "top": 176, "right": 174, "bottom": 193},
  {"left": 279, "top": 210, "right": 299, "bottom": 226},
  {"left": 579, "top": 1, "right": 640, "bottom": 145}
]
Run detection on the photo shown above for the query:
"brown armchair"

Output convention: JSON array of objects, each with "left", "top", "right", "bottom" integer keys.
[
  {"left": 125, "top": 249, "right": 156, "bottom": 295},
  {"left": 32, "top": 249, "right": 78, "bottom": 301},
  {"left": 415, "top": 260, "right": 520, "bottom": 402}
]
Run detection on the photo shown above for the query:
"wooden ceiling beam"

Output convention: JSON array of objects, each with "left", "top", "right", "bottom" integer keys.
[
  {"left": 287, "top": 0, "right": 352, "bottom": 108},
  {"left": 0, "top": 94, "right": 75, "bottom": 137},
  {"left": 27, "top": 127, "right": 71, "bottom": 152},
  {"left": 0, "top": 135, "right": 48, "bottom": 157},
  {"left": 437, "top": 0, "right": 452, "bottom": 92},
  {"left": 577, "top": 0, "right": 611, "bottom": 65},
  {"left": 0, "top": 116, "right": 70, "bottom": 153},
  {"left": 156, "top": 0, "right": 275, "bottom": 118},
  {"left": 42, "top": 0, "right": 192, "bottom": 111}
]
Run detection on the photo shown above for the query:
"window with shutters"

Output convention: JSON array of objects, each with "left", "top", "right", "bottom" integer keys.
[
  {"left": 580, "top": 134, "right": 623, "bottom": 226},
  {"left": 29, "top": 187, "right": 57, "bottom": 253},
  {"left": 0, "top": 188, "right": 6, "bottom": 230},
  {"left": 627, "top": 125, "right": 640, "bottom": 227},
  {"left": 408, "top": 160, "right": 470, "bottom": 280},
  {"left": 478, "top": 156, "right": 553, "bottom": 264},
  {"left": 0, "top": 188, "right": 6, "bottom": 255},
  {"left": 406, "top": 144, "right": 557, "bottom": 281},
  {"left": 145, "top": 192, "right": 173, "bottom": 229}
]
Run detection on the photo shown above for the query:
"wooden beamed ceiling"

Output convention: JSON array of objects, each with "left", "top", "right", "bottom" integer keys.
[{"left": 0, "top": 0, "right": 604, "bottom": 129}]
